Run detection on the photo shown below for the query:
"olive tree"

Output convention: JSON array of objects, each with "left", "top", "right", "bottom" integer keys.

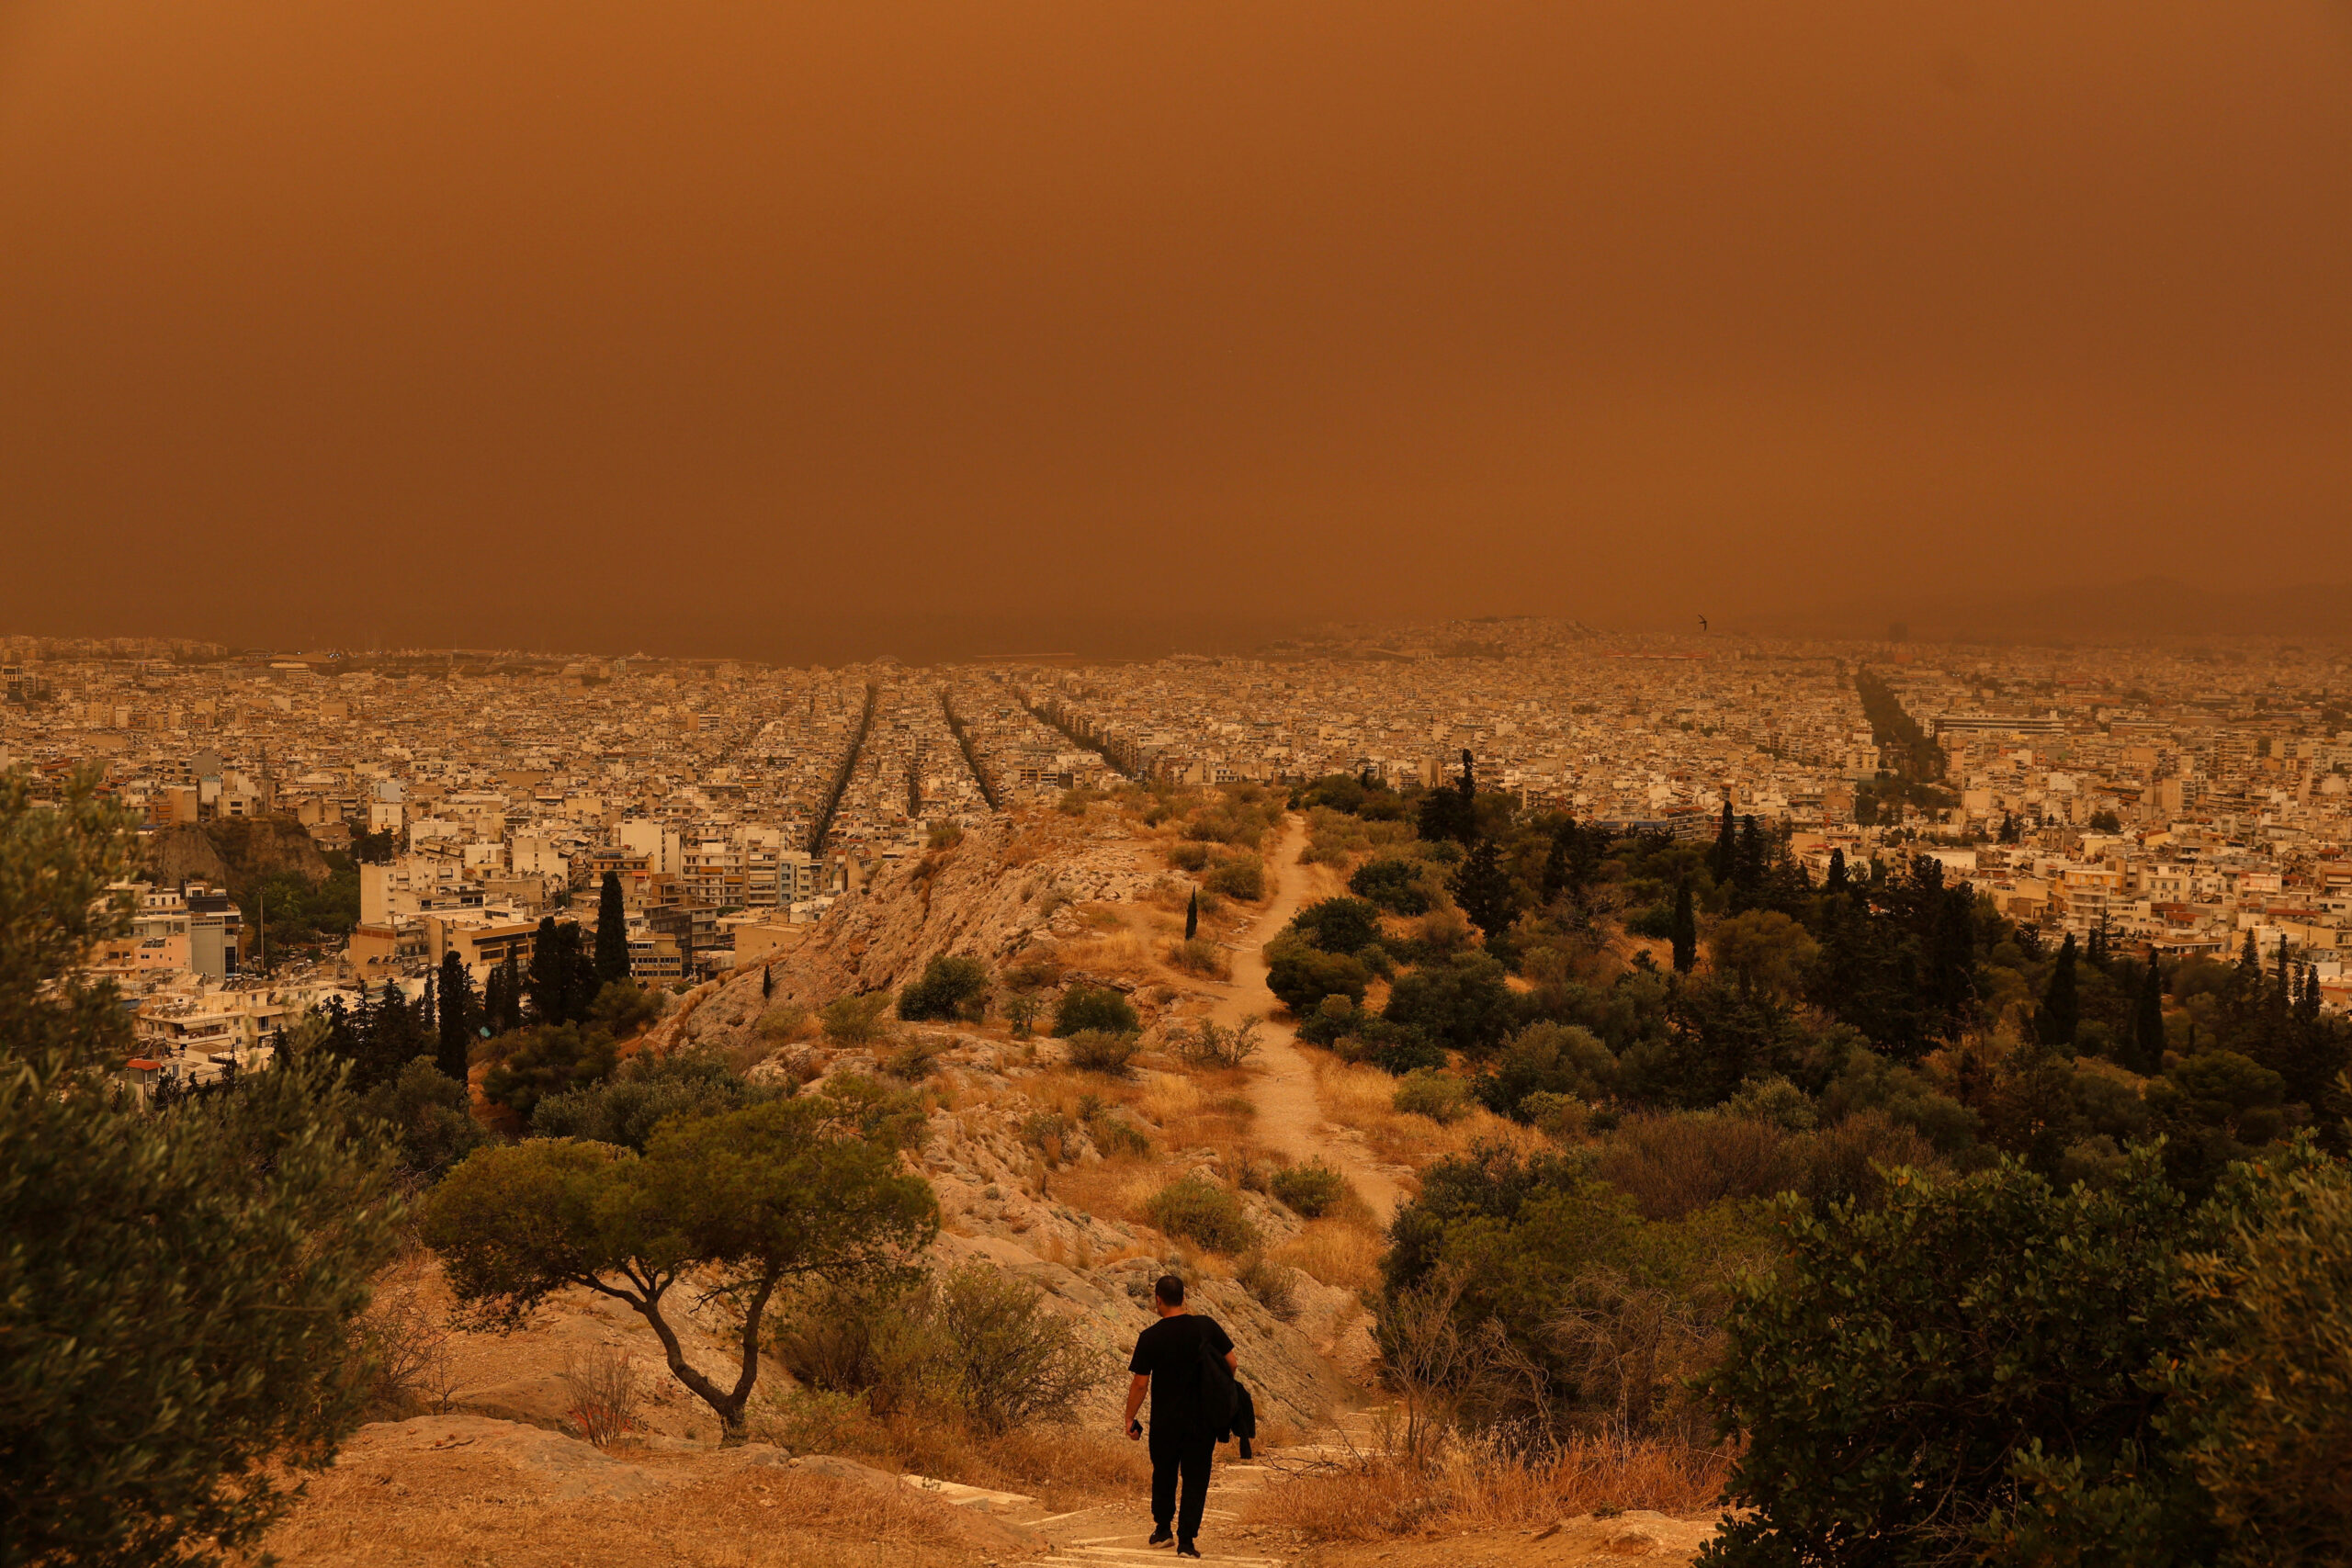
[
  {"left": 423, "top": 1095, "right": 938, "bottom": 1442},
  {"left": 1, "top": 772, "right": 404, "bottom": 1567}
]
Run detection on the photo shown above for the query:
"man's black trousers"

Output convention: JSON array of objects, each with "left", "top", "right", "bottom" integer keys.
[{"left": 1148, "top": 1427, "right": 1216, "bottom": 1543}]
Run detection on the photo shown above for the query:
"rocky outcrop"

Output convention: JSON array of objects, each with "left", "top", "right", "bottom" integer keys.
[{"left": 144, "top": 815, "right": 331, "bottom": 893}]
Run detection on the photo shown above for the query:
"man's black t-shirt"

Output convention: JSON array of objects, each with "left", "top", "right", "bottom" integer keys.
[{"left": 1129, "top": 1313, "right": 1235, "bottom": 1439}]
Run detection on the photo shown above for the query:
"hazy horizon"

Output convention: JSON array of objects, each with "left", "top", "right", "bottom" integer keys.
[{"left": 6, "top": 2, "right": 2351, "bottom": 660}]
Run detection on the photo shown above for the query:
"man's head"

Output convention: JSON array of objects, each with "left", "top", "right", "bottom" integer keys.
[{"left": 1153, "top": 1274, "right": 1186, "bottom": 1314}]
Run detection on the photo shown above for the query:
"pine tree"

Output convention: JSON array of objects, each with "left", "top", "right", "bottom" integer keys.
[
  {"left": 437, "top": 949, "right": 475, "bottom": 1082},
  {"left": 2131, "top": 954, "right": 2166, "bottom": 1075},
  {"left": 594, "top": 871, "right": 630, "bottom": 986},
  {"left": 1669, "top": 882, "right": 1697, "bottom": 974},
  {"left": 2037, "top": 933, "right": 2080, "bottom": 1050},
  {"left": 1184, "top": 888, "right": 1199, "bottom": 941}
]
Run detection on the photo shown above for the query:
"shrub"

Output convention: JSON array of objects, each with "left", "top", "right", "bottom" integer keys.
[
  {"left": 1147, "top": 1175, "right": 1257, "bottom": 1253},
  {"left": 1238, "top": 1253, "right": 1300, "bottom": 1322},
  {"left": 1475, "top": 1022, "right": 1620, "bottom": 1121},
  {"left": 1089, "top": 1110, "right": 1153, "bottom": 1158},
  {"left": 1290, "top": 897, "right": 1385, "bottom": 955},
  {"left": 1054, "top": 984, "right": 1140, "bottom": 1038},
  {"left": 1204, "top": 854, "right": 1266, "bottom": 901},
  {"left": 1065, "top": 1029, "right": 1141, "bottom": 1076},
  {"left": 898, "top": 954, "right": 991, "bottom": 1022},
  {"left": 821, "top": 991, "right": 894, "bottom": 1043},
  {"left": 1597, "top": 1112, "right": 1796, "bottom": 1223},
  {"left": 480, "top": 1021, "right": 621, "bottom": 1119},
  {"left": 1166, "top": 937, "right": 1229, "bottom": 979},
  {"left": 1393, "top": 1067, "right": 1473, "bottom": 1124},
  {"left": 1701, "top": 1152, "right": 2222, "bottom": 1567},
  {"left": 1298, "top": 994, "right": 1358, "bottom": 1046},
  {"left": 1265, "top": 938, "right": 1369, "bottom": 1017},
  {"left": 1384, "top": 953, "right": 1517, "bottom": 1058},
  {"left": 532, "top": 1048, "right": 787, "bottom": 1151},
  {"left": 934, "top": 1261, "right": 1111, "bottom": 1430},
  {"left": 1172, "top": 1015, "right": 1262, "bottom": 1068},
  {"left": 560, "top": 1344, "right": 643, "bottom": 1450},
  {"left": 2168, "top": 1151, "right": 2352, "bottom": 1561},
  {"left": 1270, "top": 1160, "right": 1352, "bottom": 1218},
  {"left": 1349, "top": 856, "right": 1432, "bottom": 915},
  {"left": 362, "top": 1056, "right": 492, "bottom": 1180},
  {"left": 926, "top": 821, "right": 965, "bottom": 850},
  {"left": 1166, "top": 841, "right": 1213, "bottom": 872},
  {"left": 757, "top": 1002, "right": 815, "bottom": 1043},
  {"left": 884, "top": 1038, "right": 945, "bottom": 1080},
  {"left": 1342, "top": 1017, "right": 1447, "bottom": 1077}
]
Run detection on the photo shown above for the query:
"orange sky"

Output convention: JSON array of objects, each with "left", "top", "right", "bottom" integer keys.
[{"left": 4, "top": 2, "right": 2349, "bottom": 660}]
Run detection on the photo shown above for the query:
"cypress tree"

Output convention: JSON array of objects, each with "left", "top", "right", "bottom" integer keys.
[
  {"left": 594, "top": 871, "right": 630, "bottom": 986},
  {"left": 762, "top": 964, "right": 775, "bottom": 1000},
  {"left": 437, "top": 949, "right": 475, "bottom": 1081},
  {"left": 1456, "top": 749, "right": 1477, "bottom": 840},
  {"left": 495, "top": 949, "right": 525, "bottom": 1033},
  {"left": 1711, "top": 799, "right": 1736, "bottom": 884},
  {"left": 1669, "top": 882, "right": 1697, "bottom": 974},
  {"left": 527, "top": 917, "right": 576, "bottom": 1025},
  {"left": 2132, "top": 954, "right": 2166, "bottom": 1075},
  {"left": 2037, "top": 933, "right": 2080, "bottom": 1051},
  {"left": 1825, "top": 847, "right": 1847, "bottom": 895},
  {"left": 1450, "top": 839, "right": 1516, "bottom": 941},
  {"left": 1184, "top": 888, "right": 1199, "bottom": 941}
]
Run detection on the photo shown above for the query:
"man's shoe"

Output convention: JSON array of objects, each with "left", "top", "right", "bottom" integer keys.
[
  {"left": 1146, "top": 1528, "right": 1173, "bottom": 1548},
  {"left": 1175, "top": 1544, "right": 1202, "bottom": 1560}
]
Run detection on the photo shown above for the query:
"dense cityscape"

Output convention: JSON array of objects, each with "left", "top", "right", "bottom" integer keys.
[{"left": 10, "top": 622, "right": 2352, "bottom": 1083}]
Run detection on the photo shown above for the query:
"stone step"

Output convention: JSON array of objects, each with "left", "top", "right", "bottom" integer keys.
[{"left": 899, "top": 1473, "right": 1037, "bottom": 1511}]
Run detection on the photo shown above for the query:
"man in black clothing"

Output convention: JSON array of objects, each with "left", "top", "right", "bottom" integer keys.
[{"left": 1125, "top": 1274, "right": 1236, "bottom": 1558}]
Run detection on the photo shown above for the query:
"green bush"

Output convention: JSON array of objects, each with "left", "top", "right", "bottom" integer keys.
[
  {"left": 532, "top": 1048, "right": 786, "bottom": 1151},
  {"left": 1474, "top": 1022, "right": 1618, "bottom": 1120},
  {"left": 1166, "top": 841, "right": 1212, "bottom": 872},
  {"left": 1393, "top": 1067, "right": 1473, "bottom": 1124},
  {"left": 1700, "top": 1151, "right": 2222, "bottom": 1567},
  {"left": 1054, "top": 984, "right": 1140, "bottom": 1038},
  {"left": 1265, "top": 937, "right": 1369, "bottom": 1017},
  {"left": 1064, "top": 1029, "right": 1141, "bottom": 1076},
  {"left": 481, "top": 1021, "right": 620, "bottom": 1119},
  {"left": 1146, "top": 1175, "right": 1257, "bottom": 1253},
  {"left": 1269, "top": 1159, "right": 1352, "bottom": 1217},
  {"left": 1349, "top": 856, "right": 1432, "bottom": 915},
  {"left": 2171, "top": 1153, "right": 2352, "bottom": 1560},
  {"left": 1289, "top": 897, "right": 1385, "bottom": 955},
  {"left": 362, "top": 1054, "right": 492, "bottom": 1179},
  {"left": 1384, "top": 952, "right": 1518, "bottom": 1058},
  {"left": 897, "top": 955, "right": 990, "bottom": 1022}
]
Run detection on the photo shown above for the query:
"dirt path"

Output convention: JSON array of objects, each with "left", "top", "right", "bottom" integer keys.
[{"left": 1207, "top": 815, "right": 1406, "bottom": 1222}]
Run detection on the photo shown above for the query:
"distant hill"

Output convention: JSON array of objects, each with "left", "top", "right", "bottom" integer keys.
[{"left": 1733, "top": 577, "right": 2352, "bottom": 645}]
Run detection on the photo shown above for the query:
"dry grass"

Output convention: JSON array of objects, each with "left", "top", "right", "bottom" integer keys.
[
  {"left": 1050, "top": 931, "right": 1154, "bottom": 983},
  {"left": 1310, "top": 1054, "right": 1545, "bottom": 1169},
  {"left": 261, "top": 1443, "right": 1005, "bottom": 1568},
  {"left": 1271, "top": 1218, "right": 1385, "bottom": 1293},
  {"left": 1246, "top": 1434, "right": 1731, "bottom": 1542}
]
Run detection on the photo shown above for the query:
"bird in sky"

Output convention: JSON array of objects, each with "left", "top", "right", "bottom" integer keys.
[{"left": 1698, "top": 615, "right": 1710, "bottom": 633}]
